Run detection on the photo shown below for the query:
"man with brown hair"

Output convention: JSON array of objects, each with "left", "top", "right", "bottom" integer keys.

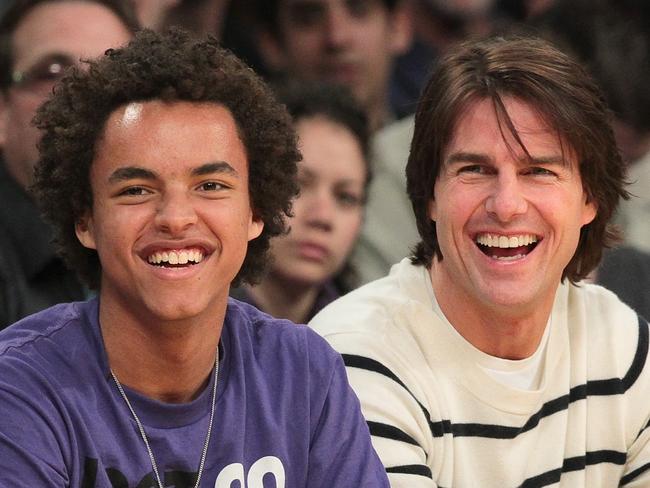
[{"left": 311, "top": 35, "right": 650, "bottom": 487}]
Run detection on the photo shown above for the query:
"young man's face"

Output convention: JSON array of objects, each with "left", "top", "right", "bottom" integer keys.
[
  {"left": 0, "top": 0, "right": 132, "bottom": 189},
  {"left": 429, "top": 97, "right": 597, "bottom": 318},
  {"left": 272, "top": 0, "right": 410, "bottom": 127},
  {"left": 76, "top": 101, "right": 263, "bottom": 323}
]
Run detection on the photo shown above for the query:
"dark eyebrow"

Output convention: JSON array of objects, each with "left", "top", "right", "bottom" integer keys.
[
  {"left": 108, "top": 166, "right": 157, "bottom": 183},
  {"left": 523, "top": 155, "right": 568, "bottom": 167},
  {"left": 107, "top": 162, "right": 238, "bottom": 184},
  {"left": 191, "top": 161, "right": 238, "bottom": 177},
  {"left": 445, "top": 152, "right": 568, "bottom": 167},
  {"left": 445, "top": 152, "right": 491, "bottom": 165}
]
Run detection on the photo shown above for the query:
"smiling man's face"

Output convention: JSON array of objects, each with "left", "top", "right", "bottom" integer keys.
[
  {"left": 76, "top": 100, "right": 263, "bottom": 323},
  {"left": 429, "top": 97, "right": 597, "bottom": 320}
]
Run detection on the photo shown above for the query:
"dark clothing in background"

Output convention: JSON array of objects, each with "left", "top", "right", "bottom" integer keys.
[
  {"left": 230, "top": 281, "right": 341, "bottom": 324},
  {"left": 597, "top": 245, "right": 650, "bottom": 321},
  {"left": 0, "top": 162, "right": 86, "bottom": 329}
]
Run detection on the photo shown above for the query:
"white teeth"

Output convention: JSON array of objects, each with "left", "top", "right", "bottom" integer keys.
[
  {"left": 476, "top": 234, "right": 538, "bottom": 248},
  {"left": 146, "top": 249, "right": 205, "bottom": 265}
]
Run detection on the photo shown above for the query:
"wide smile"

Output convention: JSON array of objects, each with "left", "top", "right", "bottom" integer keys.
[
  {"left": 145, "top": 247, "right": 208, "bottom": 268},
  {"left": 474, "top": 233, "right": 540, "bottom": 262}
]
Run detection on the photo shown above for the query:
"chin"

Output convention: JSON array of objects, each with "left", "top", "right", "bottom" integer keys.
[
  {"left": 144, "top": 299, "right": 209, "bottom": 323},
  {"left": 480, "top": 286, "right": 542, "bottom": 312}
]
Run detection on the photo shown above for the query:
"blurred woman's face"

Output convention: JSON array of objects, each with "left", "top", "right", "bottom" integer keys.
[{"left": 269, "top": 115, "right": 367, "bottom": 286}]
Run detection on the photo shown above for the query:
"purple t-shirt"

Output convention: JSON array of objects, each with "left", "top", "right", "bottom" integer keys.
[{"left": 0, "top": 297, "right": 388, "bottom": 487}]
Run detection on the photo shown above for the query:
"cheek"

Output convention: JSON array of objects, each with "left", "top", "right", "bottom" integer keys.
[
  {"left": 286, "top": 32, "right": 322, "bottom": 60},
  {"left": 333, "top": 210, "right": 363, "bottom": 253}
]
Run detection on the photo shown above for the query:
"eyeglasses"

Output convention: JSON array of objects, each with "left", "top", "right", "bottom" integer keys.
[{"left": 10, "top": 54, "right": 76, "bottom": 97}]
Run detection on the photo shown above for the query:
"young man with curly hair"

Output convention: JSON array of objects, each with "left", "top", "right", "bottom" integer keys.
[
  {"left": 0, "top": 29, "right": 389, "bottom": 487},
  {"left": 311, "top": 35, "right": 650, "bottom": 487}
]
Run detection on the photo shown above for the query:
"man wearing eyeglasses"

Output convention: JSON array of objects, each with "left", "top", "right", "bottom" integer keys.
[{"left": 0, "top": 0, "right": 137, "bottom": 329}]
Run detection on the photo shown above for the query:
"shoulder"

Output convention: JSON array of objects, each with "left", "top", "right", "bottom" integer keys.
[
  {"left": 309, "top": 261, "right": 435, "bottom": 393},
  {"left": 0, "top": 300, "right": 100, "bottom": 398},
  {"left": 0, "top": 300, "right": 92, "bottom": 357},
  {"left": 567, "top": 282, "right": 643, "bottom": 338},
  {"left": 570, "top": 282, "right": 642, "bottom": 330},
  {"left": 566, "top": 282, "right": 648, "bottom": 379},
  {"left": 310, "top": 259, "right": 429, "bottom": 338}
]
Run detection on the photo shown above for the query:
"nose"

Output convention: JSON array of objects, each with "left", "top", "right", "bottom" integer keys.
[
  {"left": 324, "top": 7, "right": 353, "bottom": 49},
  {"left": 154, "top": 190, "right": 198, "bottom": 235},
  {"left": 485, "top": 172, "right": 528, "bottom": 222},
  {"left": 303, "top": 187, "right": 335, "bottom": 232}
]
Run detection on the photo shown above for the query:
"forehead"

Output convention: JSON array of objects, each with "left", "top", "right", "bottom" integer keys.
[
  {"left": 445, "top": 97, "right": 572, "bottom": 162},
  {"left": 11, "top": 1, "right": 132, "bottom": 70},
  {"left": 296, "top": 116, "right": 367, "bottom": 181},
  {"left": 95, "top": 100, "right": 247, "bottom": 173}
]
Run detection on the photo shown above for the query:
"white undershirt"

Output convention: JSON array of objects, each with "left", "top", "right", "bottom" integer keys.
[{"left": 427, "top": 279, "right": 551, "bottom": 391}]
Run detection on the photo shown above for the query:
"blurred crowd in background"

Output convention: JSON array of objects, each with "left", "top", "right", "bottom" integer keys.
[{"left": 0, "top": 0, "right": 648, "bottom": 329}]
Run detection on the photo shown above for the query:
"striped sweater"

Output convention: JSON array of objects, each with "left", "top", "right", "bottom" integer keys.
[{"left": 310, "top": 259, "right": 650, "bottom": 487}]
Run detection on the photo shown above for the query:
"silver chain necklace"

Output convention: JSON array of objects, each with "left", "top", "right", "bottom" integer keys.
[{"left": 111, "top": 352, "right": 219, "bottom": 488}]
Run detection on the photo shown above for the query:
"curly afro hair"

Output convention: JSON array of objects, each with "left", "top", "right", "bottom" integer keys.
[{"left": 32, "top": 28, "right": 301, "bottom": 289}]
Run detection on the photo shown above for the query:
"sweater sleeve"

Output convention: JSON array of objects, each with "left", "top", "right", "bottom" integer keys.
[
  {"left": 619, "top": 317, "right": 650, "bottom": 487},
  {"left": 305, "top": 331, "right": 391, "bottom": 488},
  {"left": 320, "top": 330, "right": 439, "bottom": 488}
]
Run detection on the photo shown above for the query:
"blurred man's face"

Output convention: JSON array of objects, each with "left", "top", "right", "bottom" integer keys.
[
  {"left": 272, "top": 0, "right": 411, "bottom": 130},
  {"left": 0, "top": 0, "right": 132, "bottom": 190}
]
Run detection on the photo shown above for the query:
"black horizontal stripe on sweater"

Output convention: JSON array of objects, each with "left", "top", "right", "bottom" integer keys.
[
  {"left": 517, "top": 450, "right": 627, "bottom": 487},
  {"left": 342, "top": 314, "right": 649, "bottom": 442},
  {"left": 385, "top": 464, "right": 433, "bottom": 478},
  {"left": 367, "top": 420, "right": 420, "bottom": 446}
]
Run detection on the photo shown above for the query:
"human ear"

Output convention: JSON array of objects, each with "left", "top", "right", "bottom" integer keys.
[
  {"left": 75, "top": 212, "right": 97, "bottom": 250},
  {"left": 248, "top": 213, "right": 264, "bottom": 241},
  {"left": 581, "top": 198, "right": 597, "bottom": 227},
  {"left": 428, "top": 197, "right": 437, "bottom": 221}
]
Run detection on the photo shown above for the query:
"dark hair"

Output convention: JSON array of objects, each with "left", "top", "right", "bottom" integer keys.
[
  {"left": 257, "top": 0, "right": 399, "bottom": 37},
  {"left": 276, "top": 81, "right": 371, "bottom": 292},
  {"left": 32, "top": 28, "right": 301, "bottom": 289},
  {"left": 406, "top": 35, "right": 628, "bottom": 283},
  {"left": 0, "top": 0, "right": 140, "bottom": 92}
]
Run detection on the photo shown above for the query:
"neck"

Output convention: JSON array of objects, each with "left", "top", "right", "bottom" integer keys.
[
  {"left": 246, "top": 274, "right": 321, "bottom": 324},
  {"left": 429, "top": 263, "right": 554, "bottom": 360},
  {"left": 366, "top": 93, "right": 391, "bottom": 134},
  {"left": 99, "top": 298, "right": 224, "bottom": 403}
]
